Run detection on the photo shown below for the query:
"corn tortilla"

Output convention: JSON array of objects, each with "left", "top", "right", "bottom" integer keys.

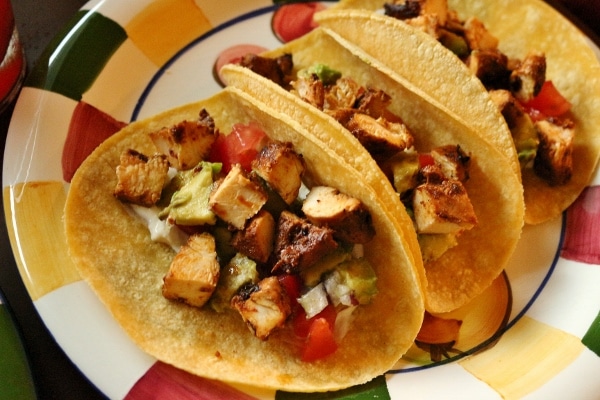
[{"left": 64, "top": 87, "right": 424, "bottom": 392}]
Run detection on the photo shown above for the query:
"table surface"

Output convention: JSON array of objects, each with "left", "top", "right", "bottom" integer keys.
[{"left": 0, "top": 1, "right": 598, "bottom": 399}]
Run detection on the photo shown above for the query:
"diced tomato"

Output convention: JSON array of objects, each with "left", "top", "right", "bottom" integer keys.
[
  {"left": 208, "top": 122, "right": 268, "bottom": 173},
  {"left": 522, "top": 81, "right": 571, "bottom": 121},
  {"left": 293, "top": 303, "right": 337, "bottom": 339},
  {"left": 278, "top": 274, "right": 302, "bottom": 308},
  {"left": 301, "top": 317, "right": 338, "bottom": 362},
  {"left": 418, "top": 153, "right": 435, "bottom": 168}
]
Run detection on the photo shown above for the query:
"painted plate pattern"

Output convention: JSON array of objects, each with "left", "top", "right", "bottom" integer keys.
[{"left": 2, "top": 0, "right": 600, "bottom": 398}]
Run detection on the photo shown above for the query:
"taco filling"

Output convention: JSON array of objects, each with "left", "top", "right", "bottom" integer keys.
[
  {"left": 113, "top": 108, "right": 379, "bottom": 361},
  {"left": 237, "top": 53, "right": 477, "bottom": 261},
  {"left": 383, "top": 0, "right": 574, "bottom": 187}
]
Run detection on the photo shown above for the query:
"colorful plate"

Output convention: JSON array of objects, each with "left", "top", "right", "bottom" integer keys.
[{"left": 3, "top": 1, "right": 600, "bottom": 398}]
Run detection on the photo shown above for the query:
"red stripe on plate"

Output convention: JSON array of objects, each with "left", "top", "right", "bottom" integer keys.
[
  {"left": 125, "top": 361, "right": 256, "bottom": 400},
  {"left": 62, "top": 101, "right": 126, "bottom": 182},
  {"left": 561, "top": 186, "right": 600, "bottom": 264}
]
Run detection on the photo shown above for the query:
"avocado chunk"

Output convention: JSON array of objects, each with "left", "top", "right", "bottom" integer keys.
[
  {"left": 324, "top": 258, "right": 378, "bottom": 306},
  {"left": 301, "top": 247, "right": 352, "bottom": 287},
  {"left": 388, "top": 151, "right": 419, "bottom": 196},
  {"left": 210, "top": 253, "right": 259, "bottom": 312},
  {"left": 512, "top": 113, "right": 539, "bottom": 168},
  {"left": 161, "top": 162, "right": 220, "bottom": 225},
  {"left": 418, "top": 233, "right": 459, "bottom": 262},
  {"left": 300, "top": 64, "right": 342, "bottom": 85}
]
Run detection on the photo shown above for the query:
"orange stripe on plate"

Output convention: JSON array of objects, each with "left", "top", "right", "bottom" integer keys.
[
  {"left": 459, "top": 316, "right": 584, "bottom": 399},
  {"left": 125, "top": 0, "right": 212, "bottom": 67},
  {"left": 3, "top": 183, "right": 82, "bottom": 300}
]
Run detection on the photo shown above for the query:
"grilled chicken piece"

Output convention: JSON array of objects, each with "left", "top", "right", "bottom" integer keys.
[
  {"left": 232, "top": 210, "right": 276, "bottom": 264},
  {"left": 251, "top": 141, "right": 306, "bottom": 205},
  {"left": 533, "top": 118, "right": 574, "bottom": 186},
  {"left": 355, "top": 88, "right": 395, "bottom": 121},
  {"left": 413, "top": 179, "right": 477, "bottom": 234},
  {"left": 510, "top": 52, "right": 546, "bottom": 102},
  {"left": 302, "top": 186, "right": 375, "bottom": 244},
  {"left": 466, "top": 49, "right": 510, "bottom": 90},
  {"left": 463, "top": 17, "right": 498, "bottom": 51},
  {"left": 384, "top": 0, "right": 422, "bottom": 20},
  {"left": 114, "top": 149, "right": 169, "bottom": 207},
  {"left": 149, "top": 109, "right": 217, "bottom": 170},
  {"left": 271, "top": 211, "right": 339, "bottom": 274},
  {"left": 324, "top": 76, "right": 365, "bottom": 111},
  {"left": 162, "top": 233, "right": 220, "bottom": 307},
  {"left": 343, "top": 112, "right": 414, "bottom": 161},
  {"left": 430, "top": 145, "right": 470, "bottom": 182},
  {"left": 231, "top": 276, "right": 292, "bottom": 340},
  {"left": 292, "top": 75, "right": 325, "bottom": 109},
  {"left": 489, "top": 89, "right": 524, "bottom": 130},
  {"left": 209, "top": 164, "right": 268, "bottom": 229},
  {"left": 239, "top": 53, "right": 294, "bottom": 88}
]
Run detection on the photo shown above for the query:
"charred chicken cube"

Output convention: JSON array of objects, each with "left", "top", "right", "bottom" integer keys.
[
  {"left": 302, "top": 186, "right": 375, "bottom": 244},
  {"left": 149, "top": 109, "right": 217, "bottom": 170},
  {"left": 419, "top": 0, "right": 449, "bottom": 26},
  {"left": 510, "top": 51, "right": 547, "bottom": 102},
  {"left": 114, "top": 149, "right": 169, "bottom": 207},
  {"left": 466, "top": 49, "right": 510, "bottom": 90},
  {"left": 162, "top": 233, "right": 220, "bottom": 308},
  {"left": 406, "top": 14, "right": 443, "bottom": 38},
  {"left": 533, "top": 118, "right": 574, "bottom": 186},
  {"left": 430, "top": 145, "right": 471, "bottom": 182},
  {"left": 239, "top": 53, "right": 294, "bottom": 88},
  {"left": 413, "top": 179, "right": 477, "bottom": 234},
  {"left": 271, "top": 211, "right": 339, "bottom": 274},
  {"left": 324, "top": 76, "right": 365, "bottom": 111},
  {"left": 355, "top": 88, "right": 395, "bottom": 121},
  {"left": 343, "top": 112, "right": 414, "bottom": 161},
  {"left": 231, "top": 276, "right": 292, "bottom": 340},
  {"left": 292, "top": 74, "right": 325, "bottom": 109},
  {"left": 463, "top": 17, "right": 499, "bottom": 51},
  {"left": 489, "top": 89, "right": 523, "bottom": 130},
  {"left": 251, "top": 141, "right": 306, "bottom": 205},
  {"left": 209, "top": 164, "right": 268, "bottom": 229},
  {"left": 232, "top": 210, "right": 276, "bottom": 264},
  {"left": 384, "top": 0, "right": 422, "bottom": 20}
]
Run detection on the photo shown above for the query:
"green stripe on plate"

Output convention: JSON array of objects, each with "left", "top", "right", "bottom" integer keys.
[
  {"left": 0, "top": 302, "right": 36, "bottom": 399},
  {"left": 275, "top": 375, "right": 389, "bottom": 399},
  {"left": 582, "top": 311, "right": 600, "bottom": 357},
  {"left": 26, "top": 10, "right": 127, "bottom": 101}
]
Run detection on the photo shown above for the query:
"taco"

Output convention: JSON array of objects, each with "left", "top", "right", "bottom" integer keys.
[
  {"left": 316, "top": 0, "right": 600, "bottom": 224},
  {"left": 64, "top": 86, "right": 424, "bottom": 392},
  {"left": 219, "top": 27, "right": 524, "bottom": 313}
]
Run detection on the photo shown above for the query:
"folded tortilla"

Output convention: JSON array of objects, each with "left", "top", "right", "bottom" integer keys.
[
  {"left": 64, "top": 87, "right": 424, "bottom": 392},
  {"left": 316, "top": 0, "right": 600, "bottom": 224},
  {"left": 221, "top": 27, "right": 524, "bottom": 313}
]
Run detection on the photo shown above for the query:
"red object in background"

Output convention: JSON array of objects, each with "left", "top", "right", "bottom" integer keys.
[
  {"left": 272, "top": 2, "right": 326, "bottom": 43},
  {"left": 0, "top": 0, "right": 25, "bottom": 114}
]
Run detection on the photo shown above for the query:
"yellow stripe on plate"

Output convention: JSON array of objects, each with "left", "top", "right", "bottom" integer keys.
[
  {"left": 459, "top": 316, "right": 584, "bottom": 399},
  {"left": 125, "top": 0, "right": 212, "bottom": 67},
  {"left": 3, "top": 182, "right": 82, "bottom": 300}
]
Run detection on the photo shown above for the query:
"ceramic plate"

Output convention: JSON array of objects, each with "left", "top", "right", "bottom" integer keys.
[{"left": 3, "top": 1, "right": 600, "bottom": 398}]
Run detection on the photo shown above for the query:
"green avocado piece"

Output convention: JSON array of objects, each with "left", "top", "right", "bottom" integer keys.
[
  {"left": 210, "top": 253, "right": 259, "bottom": 313},
  {"left": 300, "top": 64, "right": 342, "bottom": 85},
  {"left": 161, "top": 162, "right": 220, "bottom": 226}
]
